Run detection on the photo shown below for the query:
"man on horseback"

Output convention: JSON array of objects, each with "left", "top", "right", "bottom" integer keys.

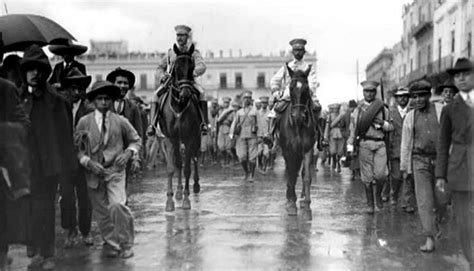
[
  {"left": 268, "top": 38, "right": 321, "bottom": 136},
  {"left": 149, "top": 24, "right": 208, "bottom": 134}
]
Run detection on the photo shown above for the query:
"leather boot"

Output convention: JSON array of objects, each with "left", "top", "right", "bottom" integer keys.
[
  {"left": 365, "top": 184, "right": 375, "bottom": 214},
  {"left": 241, "top": 161, "right": 249, "bottom": 181},
  {"left": 199, "top": 101, "right": 209, "bottom": 134},
  {"left": 375, "top": 182, "right": 384, "bottom": 210},
  {"left": 248, "top": 162, "right": 256, "bottom": 182}
]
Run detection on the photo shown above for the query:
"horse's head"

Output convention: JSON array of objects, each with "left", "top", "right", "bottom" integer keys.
[
  {"left": 172, "top": 44, "right": 196, "bottom": 102},
  {"left": 288, "top": 65, "right": 312, "bottom": 126}
]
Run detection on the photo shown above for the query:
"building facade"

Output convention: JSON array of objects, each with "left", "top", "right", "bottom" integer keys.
[{"left": 62, "top": 47, "right": 318, "bottom": 103}]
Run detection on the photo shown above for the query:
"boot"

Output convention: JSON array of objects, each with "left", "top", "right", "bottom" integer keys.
[
  {"left": 269, "top": 116, "right": 280, "bottom": 140},
  {"left": 198, "top": 100, "right": 209, "bottom": 134},
  {"left": 365, "top": 184, "right": 375, "bottom": 214},
  {"left": 248, "top": 162, "right": 256, "bottom": 182},
  {"left": 241, "top": 161, "right": 249, "bottom": 181},
  {"left": 374, "top": 182, "right": 384, "bottom": 210}
]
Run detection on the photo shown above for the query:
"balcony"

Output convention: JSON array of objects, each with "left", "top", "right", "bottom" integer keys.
[{"left": 412, "top": 21, "right": 433, "bottom": 39}]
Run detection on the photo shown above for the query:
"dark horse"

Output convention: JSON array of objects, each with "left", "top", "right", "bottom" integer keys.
[
  {"left": 278, "top": 65, "right": 317, "bottom": 217},
  {"left": 159, "top": 44, "right": 201, "bottom": 212}
]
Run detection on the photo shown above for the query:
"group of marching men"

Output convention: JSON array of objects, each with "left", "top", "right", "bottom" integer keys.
[{"left": 343, "top": 57, "right": 474, "bottom": 266}]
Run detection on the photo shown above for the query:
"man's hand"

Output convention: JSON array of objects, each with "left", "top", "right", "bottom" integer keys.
[
  {"left": 87, "top": 160, "right": 106, "bottom": 177},
  {"left": 115, "top": 150, "right": 132, "bottom": 168},
  {"left": 146, "top": 125, "right": 156, "bottom": 137},
  {"left": 436, "top": 178, "right": 447, "bottom": 193},
  {"left": 346, "top": 144, "right": 353, "bottom": 153},
  {"left": 52, "top": 82, "right": 61, "bottom": 89}
]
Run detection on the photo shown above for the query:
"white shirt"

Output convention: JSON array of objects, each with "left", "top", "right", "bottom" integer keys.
[
  {"left": 397, "top": 105, "right": 408, "bottom": 119},
  {"left": 114, "top": 100, "right": 124, "bottom": 114},
  {"left": 459, "top": 90, "right": 474, "bottom": 102},
  {"left": 270, "top": 58, "right": 318, "bottom": 98}
]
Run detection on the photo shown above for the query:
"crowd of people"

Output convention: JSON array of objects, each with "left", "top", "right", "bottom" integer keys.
[{"left": 0, "top": 21, "right": 473, "bottom": 271}]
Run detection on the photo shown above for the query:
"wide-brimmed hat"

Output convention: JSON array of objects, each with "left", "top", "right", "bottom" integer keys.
[
  {"left": 446, "top": 58, "right": 473, "bottom": 75},
  {"left": 49, "top": 43, "right": 88, "bottom": 56},
  {"left": 436, "top": 78, "right": 459, "bottom": 94},
  {"left": 106, "top": 67, "right": 135, "bottom": 88},
  {"left": 409, "top": 79, "right": 432, "bottom": 95},
  {"left": 393, "top": 87, "right": 410, "bottom": 96},
  {"left": 61, "top": 67, "right": 91, "bottom": 89},
  {"left": 86, "top": 80, "right": 121, "bottom": 101},
  {"left": 20, "top": 44, "right": 52, "bottom": 76}
]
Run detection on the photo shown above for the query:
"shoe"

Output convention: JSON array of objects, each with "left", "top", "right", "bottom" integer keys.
[
  {"left": 405, "top": 206, "right": 415, "bottom": 213},
  {"left": 103, "top": 243, "right": 120, "bottom": 258},
  {"left": 419, "top": 238, "right": 435, "bottom": 253},
  {"left": 26, "top": 246, "right": 38, "bottom": 258},
  {"left": 82, "top": 234, "right": 94, "bottom": 246},
  {"left": 365, "top": 185, "right": 375, "bottom": 214},
  {"left": 120, "top": 248, "right": 134, "bottom": 259},
  {"left": 65, "top": 228, "right": 78, "bottom": 248},
  {"left": 27, "top": 255, "right": 44, "bottom": 269},
  {"left": 42, "top": 257, "right": 55, "bottom": 270}
]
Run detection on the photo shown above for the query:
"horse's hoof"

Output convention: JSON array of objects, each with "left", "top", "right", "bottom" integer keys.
[
  {"left": 286, "top": 202, "right": 297, "bottom": 216},
  {"left": 165, "top": 200, "right": 175, "bottom": 212},
  {"left": 193, "top": 183, "right": 200, "bottom": 194},
  {"left": 182, "top": 197, "right": 191, "bottom": 210},
  {"left": 175, "top": 190, "right": 183, "bottom": 201}
]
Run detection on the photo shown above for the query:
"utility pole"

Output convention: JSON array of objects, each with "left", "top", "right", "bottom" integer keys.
[{"left": 356, "top": 59, "right": 359, "bottom": 100}]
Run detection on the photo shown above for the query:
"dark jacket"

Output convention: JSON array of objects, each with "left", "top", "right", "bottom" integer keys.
[
  {"left": 435, "top": 94, "right": 473, "bottom": 191},
  {"left": 112, "top": 98, "right": 144, "bottom": 141},
  {"left": 49, "top": 60, "right": 87, "bottom": 86},
  {"left": 74, "top": 100, "right": 95, "bottom": 127},
  {"left": 0, "top": 78, "right": 30, "bottom": 199},
  {"left": 21, "top": 46, "right": 78, "bottom": 179},
  {"left": 388, "top": 106, "right": 404, "bottom": 159}
]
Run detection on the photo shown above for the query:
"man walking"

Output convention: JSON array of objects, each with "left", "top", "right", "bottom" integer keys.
[
  {"left": 217, "top": 97, "right": 237, "bottom": 167},
  {"left": 75, "top": 81, "right": 141, "bottom": 258},
  {"left": 230, "top": 91, "right": 258, "bottom": 182},
  {"left": 436, "top": 58, "right": 474, "bottom": 267},
  {"left": 347, "top": 80, "right": 393, "bottom": 214}
]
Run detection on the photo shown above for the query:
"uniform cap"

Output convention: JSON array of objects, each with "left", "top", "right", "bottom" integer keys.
[
  {"left": 361, "top": 80, "right": 379, "bottom": 91},
  {"left": 242, "top": 90, "right": 252, "bottom": 99},
  {"left": 175, "top": 25, "right": 192, "bottom": 35},
  {"left": 393, "top": 87, "right": 410, "bottom": 96},
  {"left": 259, "top": 96, "right": 270, "bottom": 103},
  {"left": 289, "top": 38, "right": 307, "bottom": 50},
  {"left": 409, "top": 79, "right": 432, "bottom": 95},
  {"left": 222, "top": 97, "right": 231, "bottom": 103}
]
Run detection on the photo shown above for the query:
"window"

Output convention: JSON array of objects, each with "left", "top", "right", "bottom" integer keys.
[
  {"left": 219, "top": 73, "right": 227, "bottom": 89},
  {"left": 95, "top": 74, "right": 102, "bottom": 81},
  {"left": 410, "top": 58, "right": 413, "bottom": 72},
  {"left": 451, "top": 30, "right": 455, "bottom": 53},
  {"left": 468, "top": 32, "right": 472, "bottom": 58},
  {"left": 417, "top": 51, "right": 421, "bottom": 69},
  {"left": 235, "top": 73, "right": 242, "bottom": 89},
  {"left": 257, "top": 73, "right": 265, "bottom": 89},
  {"left": 427, "top": 45, "right": 431, "bottom": 64},
  {"left": 140, "top": 74, "right": 147, "bottom": 90}
]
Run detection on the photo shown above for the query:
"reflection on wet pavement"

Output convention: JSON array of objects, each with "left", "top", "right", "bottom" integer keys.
[{"left": 7, "top": 157, "right": 470, "bottom": 270}]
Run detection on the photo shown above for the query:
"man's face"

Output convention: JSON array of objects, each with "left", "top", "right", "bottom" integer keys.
[
  {"left": 395, "top": 95, "right": 409, "bottom": 108},
  {"left": 64, "top": 83, "right": 85, "bottom": 103},
  {"left": 411, "top": 92, "right": 431, "bottom": 109},
  {"left": 442, "top": 88, "right": 456, "bottom": 103},
  {"left": 255, "top": 103, "right": 262, "bottom": 110},
  {"left": 292, "top": 48, "right": 305, "bottom": 61},
  {"left": 93, "top": 94, "right": 113, "bottom": 113},
  {"left": 454, "top": 70, "right": 474, "bottom": 92},
  {"left": 261, "top": 102, "right": 268, "bottom": 110},
  {"left": 223, "top": 101, "right": 230, "bottom": 108},
  {"left": 176, "top": 34, "right": 188, "bottom": 47},
  {"left": 363, "top": 89, "right": 376, "bottom": 102},
  {"left": 26, "top": 66, "right": 45, "bottom": 87},
  {"left": 114, "top": 75, "right": 130, "bottom": 98},
  {"left": 243, "top": 97, "right": 252, "bottom": 106},
  {"left": 64, "top": 54, "right": 74, "bottom": 63}
]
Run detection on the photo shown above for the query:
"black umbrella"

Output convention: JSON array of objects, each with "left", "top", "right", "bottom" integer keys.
[{"left": 0, "top": 14, "right": 76, "bottom": 52}]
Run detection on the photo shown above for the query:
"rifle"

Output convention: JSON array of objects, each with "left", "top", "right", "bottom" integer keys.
[{"left": 380, "top": 79, "right": 391, "bottom": 173}]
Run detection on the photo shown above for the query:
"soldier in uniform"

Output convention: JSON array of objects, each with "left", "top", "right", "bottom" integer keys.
[
  {"left": 256, "top": 96, "right": 271, "bottom": 173},
  {"left": 347, "top": 80, "right": 393, "bottom": 214},
  {"left": 230, "top": 91, "right": 258, "bottom": 182},
  {"left": 150, "top": 24, "right": 208, "bottom": 134},
  {"left": 324, "top": 103, "right": 344, "bottom": 173},
  {"left": 268, "top": 38, "right": 320, "bottom": 135},
  {"left": 217, "top": 97, "right": 236, "bottom": 167},
  {"left": 386, "top": 87, "right": 413, "bottom": 210}
]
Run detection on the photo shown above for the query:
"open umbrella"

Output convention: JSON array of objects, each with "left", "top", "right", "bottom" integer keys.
[{"left": 0, "top": 14, "right": 75, "bottom": 52}]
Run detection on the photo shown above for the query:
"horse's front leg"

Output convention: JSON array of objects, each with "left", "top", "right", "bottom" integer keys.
[
  {"left": 163, "top": 139, "right": 175, "bottom": 212},
  {"left": 193, "top": 156, "right": 200, "bottom": 193},
  {"left": 175, "top": 142, "right": 183, "bottom": 201},
  {"left": 182, "top": 150, "right": 192, "bottom": 210},
  {"left": 300, "top": 150, "right": 313, "bottom": 211}
]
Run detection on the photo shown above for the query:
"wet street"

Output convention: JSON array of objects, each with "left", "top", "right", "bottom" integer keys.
[{"left": 7, "top": 156, "right": 471, "bottom": 270}]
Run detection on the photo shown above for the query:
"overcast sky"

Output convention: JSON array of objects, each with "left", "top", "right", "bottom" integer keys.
[{"left": 7, "top": 0, "right": 409, "bottom": 105}]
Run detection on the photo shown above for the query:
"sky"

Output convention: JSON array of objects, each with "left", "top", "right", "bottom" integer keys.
[{"left": 7, "top": 0, "right": 409, "bottom": 106}]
